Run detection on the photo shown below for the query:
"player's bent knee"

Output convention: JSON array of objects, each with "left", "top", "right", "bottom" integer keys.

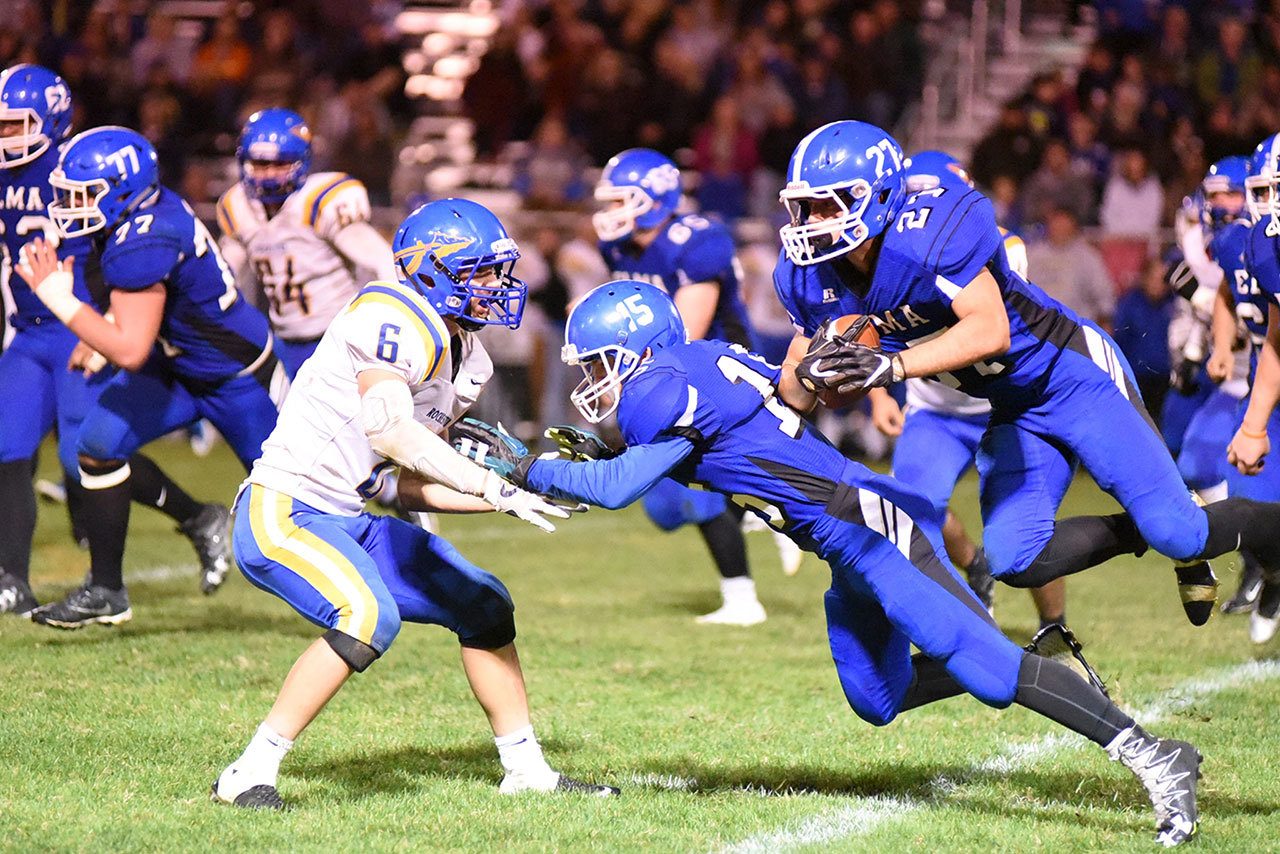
[
  {"left": 323, "top": 628, "right": 381, "bottom": 672},
  {"left": 1135, "top": 509, "right": 1205, "bottom": 562},
  {"left": 642, "top": 492, "right": 686, "bottom": 531},
  {"left": 77, "top": 457, "right": 130, "bottom": 490},
  {"left": 458, "top": 612, "right": 517, "bottom": 650}
]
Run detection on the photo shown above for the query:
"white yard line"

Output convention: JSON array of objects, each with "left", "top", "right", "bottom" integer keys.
[{"left": 717, "top": 659, "right": 1280, "bottom": 853}]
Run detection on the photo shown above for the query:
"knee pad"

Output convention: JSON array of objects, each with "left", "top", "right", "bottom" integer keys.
[
  {"left": 946, "top": 647, "right": 1020, "bottom": 708},
  {"left": 323, "top": 629, "right": 381, "bottom": 672},
  {"left": 77, "top": 458, "right": 130, "bottom": 490},
  {"left": 1138, "top": 507, "right": 1205, "bottom": 563},
  {"left": 643, "top": 490, "right": 686, "bottom": 531},
  {"left": 458, "top": 612, "right": 517, "bottom": 650}
]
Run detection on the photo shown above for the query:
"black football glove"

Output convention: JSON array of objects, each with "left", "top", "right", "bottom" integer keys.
[
  {"left": 1170, "top": 358, "right": 1202, "bottom": 395},
  {"left": 796, "top": 317, "right": 902, "bottom": 394},
  {"left": 1166, "top": 258, "right": 1198, "bottom": 302},
  {"left": 544, "top": 425, "right": 617, "bottom": 461},
  {"left": 452, "top": 418, "right": 537, "bottom": 488}
]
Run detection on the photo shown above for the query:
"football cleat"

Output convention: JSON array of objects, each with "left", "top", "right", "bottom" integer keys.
[
  {"left": 31, "top": 583, "right": 131, "bottom": 629},
  {"left": 695, "top": 599, "right": 767, "bottom": 626},
  {"left": 965, "top": 549, "right": 996, "bottom": 616},
  {"left": 499, "top": 770, "right": 619, "bottom": 796},
  {"left": 1107, "top": 725, "right": 1201, "bottom": 847},
  {"left": 1222, "top": 556, "right": 1264, "bottom": 614},
  {"left": 0, "top": 570, "right": 38, "bottom": 617},
  {"left": 180, "top": 503, "right": 233, "bottom": 595},
  {"left": 1248, "top": 570, "right": 1280, "bottom": 644},
  {"left": 1025, "top": 622, "right": 1108, "bottom": 697},
  {"left": 211, "top": 780, "right": 286, "bottom": 811},
  {"left": 1174, "top": 561, "right": 1218, "bottom": 626}
]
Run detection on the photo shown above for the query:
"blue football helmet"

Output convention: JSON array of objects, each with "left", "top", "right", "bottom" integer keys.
[
  {"left": 48, "top": 126, "right": 160, "bottom": 238},
  {"left": 903, "top": 149, "right": 972, "bottom": 193},
  {"left": 1247, "top": 134, "right": 1280, "bottom": 224},
  {"left": 563, "top": 279, "right": 686, "bottom": 423},
  {"left": 0, "top": 63, "right": 72, "bottom": 169},
  {"left": 237, "top": 107, "right": 312, "bottom": 204},
  {"left": 392, "top": 198, "right": 526, "bottom": 329},
  {"left": 592, "top": 148, "right": 682, "bottom": 241},
  {"left": 779, "top": 121, "right": 906, "bottom": 266},
  {"left": 1200, "top": 155, "right": 1248, "bottom": 228}
]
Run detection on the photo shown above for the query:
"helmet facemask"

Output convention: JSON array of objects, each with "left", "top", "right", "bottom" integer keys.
[
  {"left": 242, "top": 157, "right": 306, "bottom": 204},
  {"left": 564, "top": 343, "right": 644, "bottom": 423},
  {"left": 592, "top": 183, "right": 654, "bottom": 241},
  {"left": 1245, "top": 171, "right": 1278, "bottom": 224},
  {"left": 48, "top": 168, "right": 109, "bottom": 237},
  {"left": 779, "top": 180, "right": 875, "bottom": 265},
  {"left": 397, "top": 237, "right": 527, "bottom": 330},
  {"left": 0, "top": 106, "right": 48, "bottom": 168}
]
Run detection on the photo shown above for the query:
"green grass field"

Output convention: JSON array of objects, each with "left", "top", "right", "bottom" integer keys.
[{"left": 4, "top": 438, "right": 1279, "bottom": 852}]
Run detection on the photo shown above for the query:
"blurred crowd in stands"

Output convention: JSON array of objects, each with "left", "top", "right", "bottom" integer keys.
[{"left": 13, "top": 0, "right": 1275, "bottom": 448}]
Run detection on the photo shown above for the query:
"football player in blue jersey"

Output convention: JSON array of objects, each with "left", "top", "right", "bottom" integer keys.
[
  {"left": 770, "top": 120, "right": 1280, "bottom": 627},
  {"left": 0, "top": 68, "right": 234, "bottom": 617},
  {"left": 458, "top": 281, "right": 1203, "bottom": 846},
  {"left": 593, "top": 147, "right": 789, "bottom": 624},
  {"left": 18, "top": 126, "right": 284, "bottom": 627},
  {"left": 869, "top": 149, "right": 1073, "bottom": 635},
  {"left": 1218, "top": 135, "right": 1280, "bottom": 641}
]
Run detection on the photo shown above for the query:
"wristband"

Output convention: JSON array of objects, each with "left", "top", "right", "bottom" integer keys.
[
  {"left": 34, "top": 269, "right": 83, "bottom": 324},
  {"left": 1240, "top": 425, "right": 1269, "bottom": 440},
  {"left": 890, "top": 354, "right": 905, "bottom": 383}
]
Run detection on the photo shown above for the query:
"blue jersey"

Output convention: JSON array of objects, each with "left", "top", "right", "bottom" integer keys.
[
  {"left": 1244, "top": 217, "right": 1280, "bottom": 359},
  {"left": 101, "top": 188, "right": 270, "bottom": 383},
  {"left": 773, "top": 185, "right": 1090, "bottom": 408},
  {"left": 528, "top": 339, "right": 936, "bottom": 557},
  {"left": 599, "top": 214, "right": 753, "bottom": 346},
  {"left": 1212, "top": 218, "right": 1264, "bottom": 378},
  {"left": 1, "top": 145, "right": 94, "bottom": 327}
]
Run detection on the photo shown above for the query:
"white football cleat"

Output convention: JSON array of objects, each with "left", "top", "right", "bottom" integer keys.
[
  {"left": 696, "top": 599, "right": 767, "bottom": 626},
  {"left": 500, "top": 769, "right": 618, "bottom": 796},
  {"left": 1250, "top": 572, "right": 1280, "bottom": 644},
  {"left": 773, "top": 531, "right": 804, "bottom": 576},
  {"left": 1250, "top": 609, "right": 1280, "bottom": 644}
]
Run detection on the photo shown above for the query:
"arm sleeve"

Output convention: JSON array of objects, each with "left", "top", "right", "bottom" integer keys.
[
  {"left": 332, "top": 220, "right": 398, "bottom": 284},
  {"left": 101, "top": 233, "right": 183, "bottom": 291},
  {"left": 617, "top": 368, "right": 696, "bottom": 445},
  {"left": 678, "top": 226, "right": 735, "bottom": 285},
  {"left": 524, "top": 438, "right": 696, "bottom": 509}
]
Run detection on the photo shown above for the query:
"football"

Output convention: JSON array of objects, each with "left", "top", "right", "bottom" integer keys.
[{"left": 815, "top": 314, "right": 881, "bottom": 410}]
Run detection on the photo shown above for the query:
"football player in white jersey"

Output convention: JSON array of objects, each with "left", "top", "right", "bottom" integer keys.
[
  {"left": 217, "top": 108, "right": 397, "bottom": 379},
  {"left": 211, "top": 199, "right": 617, "bottom": 809},
  {"left": 867, "top": 151, "right": 1068, "bottom": 635}
]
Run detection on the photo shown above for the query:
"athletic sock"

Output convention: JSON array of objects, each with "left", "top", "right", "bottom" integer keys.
[
  {"left": 1195, "top": 481, "right": 1228, "bottom": 504},
  {"left": 129, "top": 454, "right": 200, "bottom": 524},
  {"left": 64, "top": 477, "right": 89, "bottom": 548},
  {"left": 720, "top": 575, "right": 759, "bottom": 607},
  {"left": 78, "top": 460, "right": 133, "bottom": 591},
  {"left": 219, "top": 722, "right": 294, "bottom": 797},
  {"left": 1014, "top": 652, "right": 1133, "bottom": 747},
  {"left": 0, "top": 459, "right": 36, "bottom": 582},
  {"left": 1008, "top": 514, "right": 1148, "bottom": 588},
  {"left": 495, "top": 725, "right": 553, "bottom": 777},
  {"left": 699, "top": 510, "right": 750, "bottom": 580},
  {"left": 899, "top": 653, "right": 965, "bottom": 712},
  {"left": 1202, "top": 498, "right": 1280, "bottom": 568}
]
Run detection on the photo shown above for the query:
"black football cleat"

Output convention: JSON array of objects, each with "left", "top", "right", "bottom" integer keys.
[
  {"left": 0, "top": 570, "right": 38, "bottom": 618},
  {"left": 1174, "top": 561, "right": 1218, "bottom": 626},
  {"left": 180, "top": 503, "right": 233, "bottom": 595},
  {"left": 211, "top": 781, "right": 286, "bottom": 811},
  {"left": 1025, "top": 622, "right": 1108, "bottom": 697},
  {"left": 964, "top": 549, "right": 996, "bottom": 616},
  {"left": 1222, "top": 556, "right": 1264, "bottom": 615},
  {"left": 31, "top": 583, "right": 131, "bottom": 629},
  {"left": 1108, "top": 725, "right": 1201, "bottom": 847}
]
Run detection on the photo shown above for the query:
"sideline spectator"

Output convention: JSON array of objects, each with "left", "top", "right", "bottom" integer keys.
[
  {"left": 1022, "top": 137, "right": 1096, "bottom": 227},
  {"left": 1027, "top": 207, "right": 1116, "bottom": 330},
  {"left": 1113, "top": 257, "right": 1177, "bottom": 420},
  {"left": 1100, "top": 147, "right": 1164, "bottom": 245}
]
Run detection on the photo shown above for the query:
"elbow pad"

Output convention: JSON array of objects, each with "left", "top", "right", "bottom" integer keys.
[{"left": 360, "top": 379, "right": 488, "bottom": 495}]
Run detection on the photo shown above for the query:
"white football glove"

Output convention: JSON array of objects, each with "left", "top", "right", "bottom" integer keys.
[{"left": 482, "top": 471, "right": 570, "bottom": 533}]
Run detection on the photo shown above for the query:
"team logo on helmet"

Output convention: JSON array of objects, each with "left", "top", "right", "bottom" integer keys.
[
  {"left": 290, "top": 124, "right": 312, "bottom": 143},
  {"left": 640, "top": 163, "right": 680, "bottom": 196},
  {"left": 45, "top": 83, "right": 70, "bottom": 113},
  {"left": 393, "top": 234, "right": 478, "bottom": 275}
]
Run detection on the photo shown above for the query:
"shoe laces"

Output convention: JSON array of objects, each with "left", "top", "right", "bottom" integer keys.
[{"left": 1115, "top": 736, "right": 1192, "bottom": 818}]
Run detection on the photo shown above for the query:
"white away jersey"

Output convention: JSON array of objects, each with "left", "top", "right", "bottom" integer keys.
[
  {"left": 217, "top": 172, "right": 379, "bottom": 340},
  {"left": 249, "top": 280, "right": 493, "bottom": 515}
]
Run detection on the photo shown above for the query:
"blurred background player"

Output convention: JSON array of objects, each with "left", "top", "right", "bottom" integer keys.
[
  {"left": 593, "top": 147, "right": 797, "bottom": 624},
  {"left": 1214, "top": 136, "right": 1280, "bottom": 641},
  {"left": 868, "top": 149, "right": 1068, "bottom": 633},
  {"left": 1163, "top": 158, "right": 1265, "bottom": 615},
  {"left": 21, "top": 126, "right": 284, "bottom": 627},
  {"left": 218, "top": 107, "right": 397, "bottom": 380},
  {"left": 213, "top": 199, "right": 614, "bottom": 808},
  {"left": 0, "top": 65, "right": 227, "bottom": 617}
]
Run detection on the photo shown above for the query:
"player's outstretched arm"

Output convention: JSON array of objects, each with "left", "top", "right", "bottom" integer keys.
[
  {"left": 396, "top": 470, "right": 498, "bottom": 513},
  {"left": 1229, "top": 303, "right": 1280, "bottom": 474},
  {"left": 521, "top": 438, "right": 696, "bottom": 510},
  {"left": 779, "top": 332, "right": 818, "bottom": 412},
  {"left": 673, "top": 282, "right": 719, "bottom": 341},
  {"left": 896, "top": 268, "right": 1011, "bottom": 380},
  {"left": 18, "top": 237, "right": 163, "bottom": 371},
  {"left": 357, "top": 370, "right": 569, "bottom": 531},
  {"left": 1207, "top": 278, "right": 1238, "bottom": 383}
]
